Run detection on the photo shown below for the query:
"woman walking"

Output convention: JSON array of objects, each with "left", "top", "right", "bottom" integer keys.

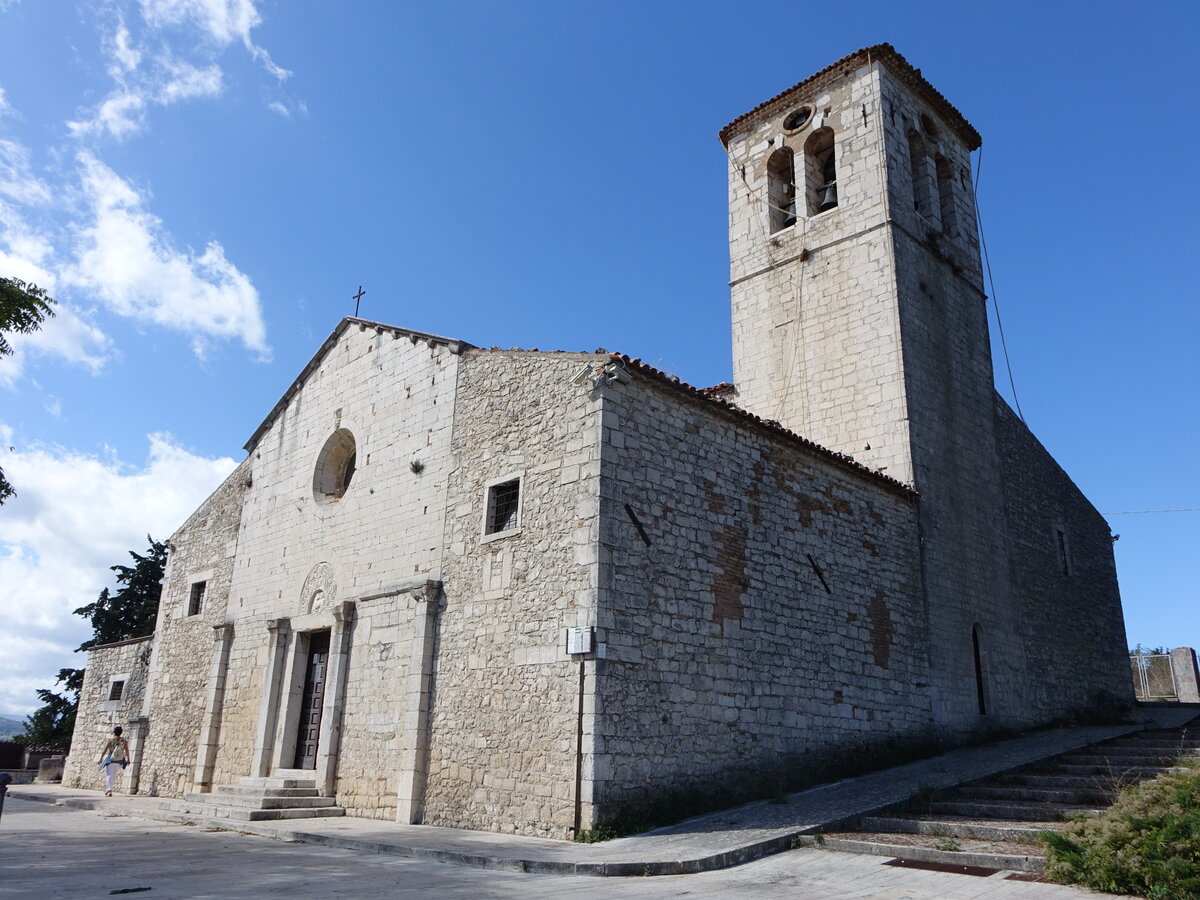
[{"left": 97, "top": 726, "right": 129, "bottom": 797}]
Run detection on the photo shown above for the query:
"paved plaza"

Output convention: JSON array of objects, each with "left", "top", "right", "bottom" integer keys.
[{"left": 1, "top": 799, "right": 1113, "bottom": 899}]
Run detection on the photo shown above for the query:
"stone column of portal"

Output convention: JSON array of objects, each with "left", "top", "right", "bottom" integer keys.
[
  {"left": 192, "top": 623, "right": 235, "bottom": 792},
  {"left": 315, "top": 601, "right": 355, "bottom": 798},
  {"left": 250, "top": 618, "right": 291, "bottom": 778},
  {"left": 396, "top": 580, "right": 442, "bottom": 824}
]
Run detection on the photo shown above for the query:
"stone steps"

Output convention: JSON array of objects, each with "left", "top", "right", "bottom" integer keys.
[
  {"left": 820, "top": 721, "right": 1197, "bottom": 874},
  {"left": 1056, "top": 753, "right": 1179, "bottom": 767},
  {"left": 952, "top": 784, "right": 1115, "bottom": 805},
  {"left": 1040, "top": 763, "right": 1172, "bottom": 778},
  {"left": 172, "top": 772, "right": 345, "bottom": 821},
  {"left": 162, "top": 798, "right": 346, "bottom": 822},
  {"left": 213, "top": 785, "right": 325, "bottom": 799},
  {"left": 858, "top": 815, "right": 1059, "bottom": 843},
  {"left": 185, "top": 792, "right": 339, "bottom": 810},
  {"left": 803, "top": 833, "right": 1044, "bottom": 874},
  {"left": 928, "top": 799, "right": 1100, "bottom": 821},
  {"left": 995, "top": 773, "right": 1132, "bottom": 790}
]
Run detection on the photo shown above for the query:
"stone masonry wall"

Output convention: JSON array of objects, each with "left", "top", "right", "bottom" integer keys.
[
  {"left": 591, "top": 372, "right": 930, "bottom": 821},
  {"left": 995, "top": 398, "right": 1133, "bottom": 718},
  {"left": 877, "top": 65, "right": 1030, "bottom": 735},
  {"left": 63, "top": 636, "right": 153, "bottom": 791},
  {"left": 135, "top": 459, "right": 249, "bottom": 798},
  {"left": 207, "top": 324, "right": 460, "bottom": 816},
  {"left": 726, "top": 58, "right": 912, "bottom": 481},
  {"left": 423, "top": 350, "right": 604, "bottom": 839}
]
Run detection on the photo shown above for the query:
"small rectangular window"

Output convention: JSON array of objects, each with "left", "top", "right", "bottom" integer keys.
[
  {"left": 108, "top": 680, "right": 125, "bottom": 701},
  {"left": 486, "top": 479, "right": 521, "bottom": 535},
  {"left": 188, "top": 581, "right": 207, "bottom": 616},
  {"left": 1055, "top": 529, "right": 1072, "bottom": 576}
]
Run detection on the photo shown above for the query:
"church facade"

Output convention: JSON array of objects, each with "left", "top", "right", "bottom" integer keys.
[{"left": 66, "top": 45, "right": 1132, "bottom": 839}]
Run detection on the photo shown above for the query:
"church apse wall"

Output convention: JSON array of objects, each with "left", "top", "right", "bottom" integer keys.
[
  {"left": 995, "top": 399, "right": 1133, "bottom": 720},
  {"left": 590, "top": 366, "right": 930, "bottom": 821}
]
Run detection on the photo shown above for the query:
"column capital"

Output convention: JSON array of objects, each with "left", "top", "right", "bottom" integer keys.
[{"left": 409, "top": 580, "right": 443, "bottom": 605}]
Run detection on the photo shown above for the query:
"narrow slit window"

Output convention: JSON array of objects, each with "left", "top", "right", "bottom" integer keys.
[
  {"left": 1055, "top": 529, "right": 1072, "bottom": 576},
  {"left": 108, "top": 680, "right": 126, "bottom": 702},
  {"left": 972, "top": 625, "right": 987, "bottom": 715},
  {"left": 486, "top": 480, "right": 521, "bottom": 535},
  {"left": 188, "top": 580, "right": 207, "bottom": 616},
  {"left": 936, "top": 155, "right": 956, "bottom": 235}
]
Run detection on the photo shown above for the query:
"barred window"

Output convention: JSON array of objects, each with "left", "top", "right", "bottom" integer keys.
[
  {"left": 486, "top": 479, "right": 521, "bottom": 535},
  {"left": 108, "top": 680, "right": 125, "bottom": 701},
  {"left": 188, "top": 581, "right": 207, "bottom": 616}
]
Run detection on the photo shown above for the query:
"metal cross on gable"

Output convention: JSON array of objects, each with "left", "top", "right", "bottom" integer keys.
[{"left": 353, "top": 285, "right": 366, "bottom": 317}]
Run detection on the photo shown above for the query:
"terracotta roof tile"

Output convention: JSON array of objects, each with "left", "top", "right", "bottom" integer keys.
[
  {"left": 718, "top": 43, "right": 981, "bottom": 151},
  {"left": 608, "top": 354, "right": 916, "bottom": 496}
]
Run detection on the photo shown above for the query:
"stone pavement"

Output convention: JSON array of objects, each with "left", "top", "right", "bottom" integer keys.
[
  {"left": 2, "top": 799, "right": 1113, "bottom": 899},
  {"left": 12, "top": 706, "right": 1194, "bottom": 878}
]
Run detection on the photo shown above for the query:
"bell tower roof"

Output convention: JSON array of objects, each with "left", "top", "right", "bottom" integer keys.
[{"left": 718, "top": 43, "right": 982, "bottom": 151}]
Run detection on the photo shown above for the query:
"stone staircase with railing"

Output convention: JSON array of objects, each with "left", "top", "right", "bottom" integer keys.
[
  {"left": 810, "top": 723, "right": 1200, "bottom": 875},
  {"left": 159, "top": 772, "right": 345, "bottom": 822}
]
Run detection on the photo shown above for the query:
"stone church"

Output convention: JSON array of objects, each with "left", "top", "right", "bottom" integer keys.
[{"left": 66, "top": 45, "right": 1132, "bottom": 839}]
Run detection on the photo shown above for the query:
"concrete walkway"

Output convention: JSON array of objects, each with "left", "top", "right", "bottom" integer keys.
[{"left": 13, "top": 706, "right": 1195, "bottom": 878}]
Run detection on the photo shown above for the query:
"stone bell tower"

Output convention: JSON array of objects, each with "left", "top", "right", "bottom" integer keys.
[{"left": 721, "top": 46, "right": 1029, "bottom": 729}]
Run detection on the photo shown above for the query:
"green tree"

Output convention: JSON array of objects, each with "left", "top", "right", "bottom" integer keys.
[
  {"left": 0, "top": 276, "right": 56, "bottom": 505},
  {"left": 20, "top": 538, "right": 166, "bottom": 745}
]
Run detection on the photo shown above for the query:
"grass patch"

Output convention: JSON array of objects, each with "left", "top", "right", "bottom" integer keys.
[
  {"left": 1042, "top": 758, "right": 1200, "bottom": 899},
  {"left": 573, "top": 824, "right": 622, "bottom": 844}
]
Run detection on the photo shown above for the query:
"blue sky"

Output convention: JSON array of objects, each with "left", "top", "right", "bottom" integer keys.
[{"left": 0, "top": 1, "right": 1196, "bottom": 715}]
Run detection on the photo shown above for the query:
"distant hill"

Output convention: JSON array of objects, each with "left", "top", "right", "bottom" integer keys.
[{"left": 0, "top": 715, "right": 27, "bottom": 740}]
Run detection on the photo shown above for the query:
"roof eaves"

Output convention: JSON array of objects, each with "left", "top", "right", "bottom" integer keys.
[
  {"left": 609, "top": 353, "right": 917, "bottom": 497},
  {"left": 243, "top": 317, "right": 475, "bottom": 453},
  {"left": 718, "top": 43, "right": 981, "bottom": 151}
]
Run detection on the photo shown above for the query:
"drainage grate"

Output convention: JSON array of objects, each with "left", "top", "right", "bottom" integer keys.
[{"left": 882, "top": 858, "right": 1000, "bottom": 877}]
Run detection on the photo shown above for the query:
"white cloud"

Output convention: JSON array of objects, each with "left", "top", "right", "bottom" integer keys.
[
  {"left": 108, "top": 20, "right": 143, "bottom": 77},
  {"left": 156, "top": 58, "right": 223, "bottom": 104},
  {"left": 139, "top": 0, "right": 290, "bottom": 81},
  {"left": 0, "top": 137, "right": 52, "bottom": 207},
  {"left": 0, "top": 428, "right": 238, "bottom": 715},
  {"left": 67, "top": 152, "right": 269, "bottom": 358},
  {"left": 0, "top": 86, "right": 11, "bottom": 118},
  {"left": 0, "top": 304, "right": 114, "bottom": 389},
  {"left": 0, "top": 137, "right": 116, "bottom": 384}
]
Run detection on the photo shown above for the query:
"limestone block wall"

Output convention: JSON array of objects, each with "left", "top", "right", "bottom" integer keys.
[
  {"left": 423, "top": 350, "right": 605, "bottom": 839},
  {"left": 871, "top": 62, "right": 1033, "bottom": 734},
  {"left": 995, "top": 399, "right": 1132, "bottom": 718},
  {"left": 135, "top": 459, "right": 249, "bottom": 798},
  {"left": 590, "top": 371, "right": 930, "bottom": 821},
  {"left": 205, "top": 323, "right": 462, "bottom": 815},
  {"left": 63, "top": 636, "right": 153, "bottom": 791},
  {"left": 331, "top": 593, "right": 416, "bottom": 819},
  {"left": 726, "top": 58, "right": 912, "bottom": 480}
]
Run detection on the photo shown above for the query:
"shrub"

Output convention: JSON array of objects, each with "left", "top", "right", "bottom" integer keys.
[{"left": 1043, "top": 759, "right": 1200, "bottom": 899}]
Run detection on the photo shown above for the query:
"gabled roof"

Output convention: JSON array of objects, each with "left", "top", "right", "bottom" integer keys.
[
  {"left": 607, "top": 354, "right": 917, "bottom": 498},
  {"left": 243, "top": 317, "right": 473, "bottom": 452},
  {"left": 718, "top": 43, "right": 981, "bottom": 151}
]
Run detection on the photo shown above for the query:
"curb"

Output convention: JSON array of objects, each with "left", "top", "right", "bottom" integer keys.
[{"left": 10, "top": 788, "right": 811, "bottom": 877}]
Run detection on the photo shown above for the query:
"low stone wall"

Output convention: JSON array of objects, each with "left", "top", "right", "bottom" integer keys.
[{"left": 62, "top": 635, "right": 153, "bottom": 792}]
